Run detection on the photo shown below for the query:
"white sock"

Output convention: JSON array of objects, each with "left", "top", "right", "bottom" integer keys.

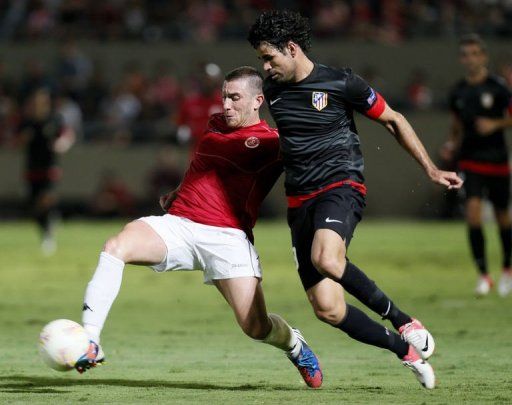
[
  {"left": 261, "top": 313, "right": 299, "bottom": 353},
  {"left": 82, "top": 252, "right": 125, "bottom": 343}
]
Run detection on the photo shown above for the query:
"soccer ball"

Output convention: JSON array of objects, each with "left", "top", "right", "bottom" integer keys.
[{"left": 38, "top": 319, "right": 90, "bottom": 371}]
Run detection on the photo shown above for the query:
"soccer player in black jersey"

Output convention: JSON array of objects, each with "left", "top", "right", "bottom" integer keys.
[
  {"left": 248, "top": 10, "right": 463, "bottom": 389},
  {"left": 443, "top": 34, "right": 512, "bottom": 297},
  {"left": 18, "top": 88, "right": 75, "bottom": 254}
]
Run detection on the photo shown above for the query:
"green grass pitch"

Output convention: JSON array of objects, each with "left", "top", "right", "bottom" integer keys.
[{"left": 0, "top": 220, "right": 511, "bottom": 404}]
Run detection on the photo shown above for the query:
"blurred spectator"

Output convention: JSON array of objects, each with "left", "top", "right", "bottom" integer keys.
[
  {"left": 176, "top": 62, "right": 223, "bottom": 151},
  {"left": 18, "top": 59, "right": 55, "bottom": 104},
  {"left": 405, "top": 68, "right": 433, "bottom": 110},
  {"left": 145, "top": 60, "right": 182, "bottom": 120},
  {"left": 55, "top": 93, "right": 83, "bottom": 139},
  {"left": 0, "top": 59, "right": 19, "bottom": 145},
  {"left": 148, "top": 146, "right": 183, "bottom": 205},
  {"left": 497, "top": 59, "right": 512, "bottom": 88},
  {"left": 81, "top": 66, "right": 109, "bottom": 121},
  {"left": 55, "top": 39, "right": 93, "bottom": 100},
  {"left": 0, "top": 1, "right": 511, "bottom": 42},
  {"left": 102, "top": 82, "right": 142, "bottom": 143},
  {"left": 90, "top": 170, "right": 136, "bottom": 218}
]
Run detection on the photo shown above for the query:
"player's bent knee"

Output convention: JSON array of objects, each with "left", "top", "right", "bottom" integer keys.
[
  {"left": 312, "top": 255, "right": 346, "bottom": 279},
  {"left": 103, "top": 235, "right": 127, "bottom": 262},
  {"left": 313, "top": 303, "right": 346, "bottom": 325}
]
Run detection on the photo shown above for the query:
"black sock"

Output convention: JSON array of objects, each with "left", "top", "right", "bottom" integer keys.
[
  {"left": 35, "top": 209, "right": 52, "bottom": 237},
  {"left": 499, "top": 226, "right": 512, "bottom": 269},
  {"left": 468, "top": 227, "right": 487, "bottom": 274},
  {"left": 335, "top": 305, "right": 409, "bottom": 359},
  {"left": 339, "top": 261, "right": 412, "bottom": 330}
]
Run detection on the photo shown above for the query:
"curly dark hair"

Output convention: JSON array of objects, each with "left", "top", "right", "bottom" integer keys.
[{"left": 247, "top": 10, "right": 312, "bottom": 53}]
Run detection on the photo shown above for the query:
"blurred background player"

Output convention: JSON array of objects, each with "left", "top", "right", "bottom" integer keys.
[
  {"left": 443, "top": 34, "right": 512, "bottom": 297},
  {"left": 77, "top": 66, "right": 323, "bottom": 388},
  {"left": 248, "top": 10, "right": 463, "bottom": 390},
  {"left": 176, "top": 62, "right": 223, "bottom": 155},
  {"left": 17, "top": 87, "right": 75, "bottom": 254}
]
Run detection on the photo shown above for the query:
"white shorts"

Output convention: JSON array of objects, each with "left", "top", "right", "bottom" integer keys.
[{"left": 139, "top": 214, "right": 262, "bottom": 284}]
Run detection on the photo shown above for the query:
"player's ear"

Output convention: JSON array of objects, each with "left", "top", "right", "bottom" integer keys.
[
  {"left": 254, "top": 94, "right": 264, "bottom": 110},
  {"left": 287, "top": 41, "right": 298, "bottom": 57}
]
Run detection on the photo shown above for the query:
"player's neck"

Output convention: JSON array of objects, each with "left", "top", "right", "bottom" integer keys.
[
  {"left": 242, "top": 116, "right": 261, "bottom": 127},
  {"left": 293, "top": 57, "right": 314, "bottom": 83},
  {"left": 466, "top": 67, "right": 488, "bottom": 85}
]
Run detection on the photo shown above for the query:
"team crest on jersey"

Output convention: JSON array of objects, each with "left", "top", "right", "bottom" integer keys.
[
  {"left": 245, "top": 136, "right": 260, "bottom": 148},
  {"left": 480, "top": 92, "right": 494, "bottom": 109},
  {"left": 312, "top": 92, "right": 328, "bottom": 111}
]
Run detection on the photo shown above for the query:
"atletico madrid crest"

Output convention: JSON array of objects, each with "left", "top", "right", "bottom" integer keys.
[{"left": 312, "top": 92, "right": 328, "bottom": 111}]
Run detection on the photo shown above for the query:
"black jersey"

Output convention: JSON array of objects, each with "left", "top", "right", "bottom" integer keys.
[
  {"left": 263, "top": 64, "right": 384, "bottom": 196},
  {"left": 449, "top": 74, "right": 512, "bottom": 164},
  {"left": 20, "top": 114, "right": 64, "bottom": 173}
]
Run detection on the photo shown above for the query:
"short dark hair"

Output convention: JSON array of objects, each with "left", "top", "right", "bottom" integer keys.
[
  {"left": 247, "top": 10, "right": 312, "bottom": 53},
  {"left": 459, "top": 33, "right": 487, "bottom": 53},
  {"left": 224, "top": 66, "right": 263, "bottom": 94}
]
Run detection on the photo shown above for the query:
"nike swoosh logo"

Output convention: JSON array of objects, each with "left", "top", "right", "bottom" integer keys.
[
  {"left": 269, "top": 98, "right": 281, "bottom": 106},
  {"left": 422, "top": 336, "right": 429, "bottom": 352},
  {"left": 325, "top": 217, "right": 343, "bottom": 224}
]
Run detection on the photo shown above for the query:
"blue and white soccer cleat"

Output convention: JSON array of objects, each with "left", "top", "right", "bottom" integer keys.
[
  {"left": 287, "top": 328, "right": 323, "bottom": 388},
  {"left": 75, "top": 340, "right": 105, "bottom": 374}
]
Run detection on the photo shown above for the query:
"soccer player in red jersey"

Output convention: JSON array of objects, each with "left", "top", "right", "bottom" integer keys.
[
  {"left": 443, "top": 34, "right": 512, "bottom": 296},
  {"left": 77, "top": 66, "right": 323, "bottom": 388},
  {"left": 248, "top": 10, "right": 463, "bottom": 389}
]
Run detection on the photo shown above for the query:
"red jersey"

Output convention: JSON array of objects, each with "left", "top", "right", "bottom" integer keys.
[{"left": 169, "top": 113, "right": 282, "bottom": 242}]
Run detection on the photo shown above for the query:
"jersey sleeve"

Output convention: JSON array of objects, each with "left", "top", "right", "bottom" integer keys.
[{"left": 345, "top": 72, "right": 386, "bottom": 119}]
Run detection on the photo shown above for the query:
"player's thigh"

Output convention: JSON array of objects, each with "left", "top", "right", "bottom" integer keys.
[
  {"left": 488, "top": 175, "right": 511, "bottom": 220},
  {"left": 312, "top": 187, "right": 364, "bottom": 250},
  {"left": 106, "top": 220, "right": 167, "bottom": 265},
  {"left": 288, "top": 204, "right": 325, "bottom": 291},
  {"left": 195, "top": 226, "right": 261, "bottom": 284},
  {"left": 311, "top": 229, "right": 346, "bottom": 278},
  {"left": 214, "top": 277, "right": 269, "bottom": 330},
  {"left": 29, "top": 181, "right": 56, "bottom": 209},
  {"left": 306, "top": 278, "right": 346, "bottom": 324}
]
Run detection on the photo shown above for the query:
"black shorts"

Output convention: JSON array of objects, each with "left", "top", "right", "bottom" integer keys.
[
  {"left": 287, "top": 186, "right": 365, "bottom": 291},
  {"left": 462, "top": 171, "right": 510, "bottom": 210},
  {"left": 28, "top": 180, "right": 55, "bottom": 205}
]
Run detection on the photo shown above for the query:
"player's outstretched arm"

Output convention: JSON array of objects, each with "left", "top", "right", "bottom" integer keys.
[
  {"left": 375, "top": 103, "right": 463, "bottom": 190},
  {"left": 475, "top": 115, "right": 512, "bottom": 136}
]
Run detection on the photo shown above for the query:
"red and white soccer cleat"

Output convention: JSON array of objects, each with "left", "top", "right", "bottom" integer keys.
[
  {"left": 402, "top": 345, "right": 436, "bottom": 390},
  {"left": 498, "top": 269, "right": 512, "bottom": 297},
  {"left": 399, "top": 318, "right": 435, "bottom": 360},
  {"left": 475, "top": 274, "right": 494, "bottom": 297}
]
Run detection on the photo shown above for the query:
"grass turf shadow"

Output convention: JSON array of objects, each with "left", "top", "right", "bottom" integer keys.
[{"left": 0, "top": 375, "right": 300, "bottom": 394}]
